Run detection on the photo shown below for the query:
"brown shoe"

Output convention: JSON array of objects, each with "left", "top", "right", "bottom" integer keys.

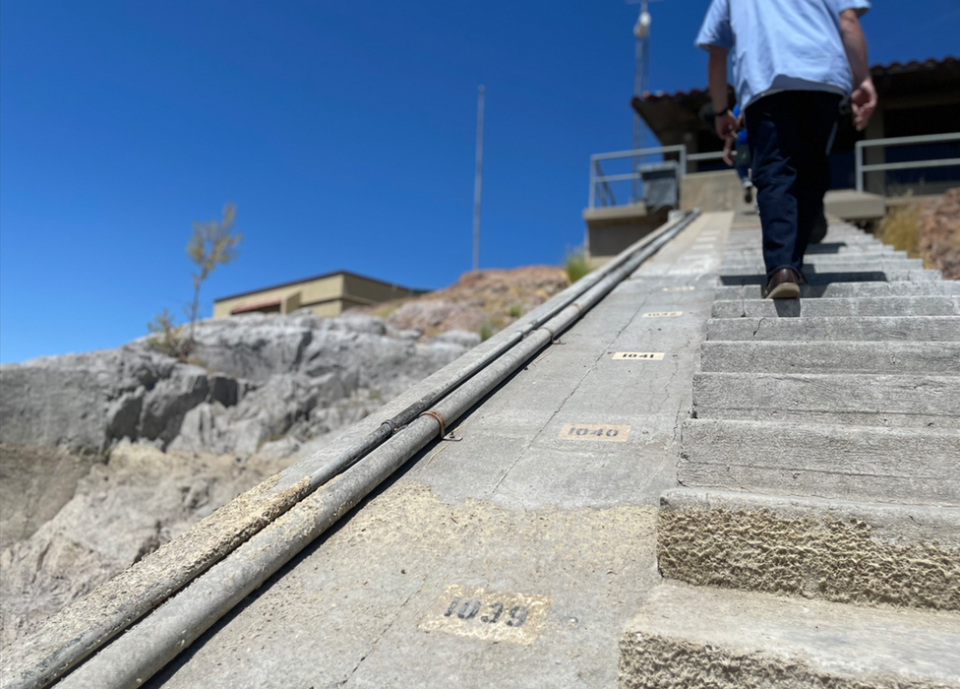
[{"left": 762, "top": 268, "right": 801, "bottom": 299}]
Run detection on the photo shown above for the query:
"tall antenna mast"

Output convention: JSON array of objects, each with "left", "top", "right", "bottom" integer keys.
[
  {"left": 628, "top": 0, "right": 656, "bottom": 202},
  {"left": 472, "top": 85, "right": 485, "bottom": 272},
  {"left": 632, "top": 1, "right": 652, "bottom": 153}
]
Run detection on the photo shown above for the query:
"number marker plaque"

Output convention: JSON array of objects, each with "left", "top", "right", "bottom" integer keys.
[
  {"left": 612, "top": 352, "right": 664, "bottom": 361},
  {"left": 559, "top": 424, "right": 630, "bottom": 442},
  {"left": 419, "top": 585, "right": 550, "bottom": 644}
]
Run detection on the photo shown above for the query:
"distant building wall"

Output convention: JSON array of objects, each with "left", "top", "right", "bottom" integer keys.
[{"left": 213, "top": 271, "right": 415, "bottom": 319}]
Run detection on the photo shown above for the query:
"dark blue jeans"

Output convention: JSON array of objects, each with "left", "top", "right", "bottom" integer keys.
[{"left": 745, "top": 91, "right": 841, "bottom": 280}]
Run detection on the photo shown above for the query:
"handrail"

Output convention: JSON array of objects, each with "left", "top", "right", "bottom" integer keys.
[
  {"left": 687, "top": 151, "right": 725, "bottom": 162},
  {"left": 588, "top": 145, "right": 687, "bottom": 208},
  {"left": 855, "top": 132, "right": 960, "bottom": 193}
]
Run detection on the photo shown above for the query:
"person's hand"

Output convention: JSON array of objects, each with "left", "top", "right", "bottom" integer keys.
[
  {"left": 851, "top": 77, "right": 877, "bottom": 131},
  {"left": 722, "top": 137, "right": 735, "bottom": 166},
  {"left": 714, "top": 109, "right": 738, "bottom": 140}
]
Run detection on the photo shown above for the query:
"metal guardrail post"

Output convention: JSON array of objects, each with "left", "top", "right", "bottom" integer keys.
[
  {"left": 586, "top": 145, "right": 688, "bottom": 210},
  {"left": 855, "top": 132, "right": 960, "bottom": 195},
  {"left": 856, "top": 141, "right": 864, "bottom": 193},
  {"left": 588, "top": 157, "right": 597, "bottom": 209}
]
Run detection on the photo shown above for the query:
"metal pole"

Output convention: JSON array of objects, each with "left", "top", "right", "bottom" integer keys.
[
  {"left": 589, "top": 157, "right": 597, "bottom": 209},
  {"left": 473, "top": 85, "right": 485, "bottom": 272},
  {"left": 632, "top": 4, "right": 643, "bottom": 202},
  {"left": 855, "top": 141, "right": 863, "bottom": 193},
  {"left": 632, "top": 0, "right": 652, "bottom": 204}
]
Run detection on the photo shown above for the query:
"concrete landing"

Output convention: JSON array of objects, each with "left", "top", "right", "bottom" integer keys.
[
  {"left": 145, "top": 214, "right": 734, "bottom": 689},
  {"left": 620, "top": 582, "right": 960, "bottom": 688}
]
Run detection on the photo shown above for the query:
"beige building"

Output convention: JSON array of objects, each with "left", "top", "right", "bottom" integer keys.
[{"left": 213, "top": 271, "right": 416, "bottom": 319}]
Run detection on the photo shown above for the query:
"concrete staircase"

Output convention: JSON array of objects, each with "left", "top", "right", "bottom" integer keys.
[{"left": 620, "top": 224, "right": 960, "bottom": 688}]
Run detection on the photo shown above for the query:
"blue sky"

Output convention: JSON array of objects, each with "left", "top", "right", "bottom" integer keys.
[{"left": 2, "top": 0, "right": 958, "bottom": 363}]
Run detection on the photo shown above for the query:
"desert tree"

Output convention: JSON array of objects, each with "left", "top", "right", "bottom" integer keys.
[{"left": 148, "top": 203, "right": 243, "bottom": 359}]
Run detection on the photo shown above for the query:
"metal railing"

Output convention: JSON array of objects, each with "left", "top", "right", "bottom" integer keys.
[
  {"left": 589, "top": 145, "right": 685, "bottom": 208},
  {"left": 855, "top": 132, "right": 960, "bottom": 193},
  {"left": 588, "top": 147, "right": 727, "bottom": 208},
  {"left": 687, "top": 151, "right": 726, "bottom": 163}
]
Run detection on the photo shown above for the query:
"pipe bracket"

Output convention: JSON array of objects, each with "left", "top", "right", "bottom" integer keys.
[{"left": 420, "top": 410, "right": 447, "bottom": 439}]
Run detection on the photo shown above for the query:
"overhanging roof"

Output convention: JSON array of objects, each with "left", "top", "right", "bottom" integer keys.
[{"left": 632, "top": 56, "right": 959, "bottom": 150}]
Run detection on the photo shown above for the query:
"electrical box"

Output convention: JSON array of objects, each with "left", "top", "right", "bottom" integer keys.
[{"left": 640, "top": 161, "right": 679, "bottom": 208}]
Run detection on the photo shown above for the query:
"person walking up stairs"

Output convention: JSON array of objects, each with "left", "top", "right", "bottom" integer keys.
[{"left": 697, "top": 0, "right": 878, "bottom": 298}]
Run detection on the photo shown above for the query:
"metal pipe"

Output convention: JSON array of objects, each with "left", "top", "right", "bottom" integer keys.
[
  {"left": 591, "top": 144, "right": 685, "bottom": 162},
  {"left": 861, "top": 158, "right": 960, "bottom": 173},
  {"left": 596, "top": 172, "right": 646, "bottom": 184},
  {"left": 51, "top": 210, "right": 701, "bottom": 689},
  {"left": 589, "top": 159, "right": 597, "bottom": 208},
  {"left": 856, "top": 140, "right": 864, "bottom": 193},
  {"left": 473, "top": 85, "right": 485, "bottom": 272},
  {"left": 686, "top": 151, "right": 725, "bottom": 162},
  {"left": 856, "top": 132, "right": 960, "bottom": 148},
  {"left": 4, "top": 210, "right": 701, "bottom": 689}
]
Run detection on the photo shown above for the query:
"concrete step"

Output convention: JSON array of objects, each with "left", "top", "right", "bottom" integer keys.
[
  {"left": 619, "top": 582, "right": 960, "bottom": 689},
  {"left": 721, "top": 255, "right": 920, "bottom": 269},
  {"left": 714, "top": 280, "right": 960, "bottom": 300},
  {"left": 722, "top": 240, "right": 887, "bottom": 253},
  {"left": 711, "top": 296, "right": 960, "bottom": 318},
  {"left": 727, "top": 242, "right": 900, "bottom": 254},
  {"left": 723, "top": 248, "right": 902, "bottom": 262},
  {"left": 657, "top": 488, "right": 960, "bottom": 611},
  {"left": 700, "top": 340, "right": 960, "bottom": 375},
  {"left": 719, "top": 269, "right": 943, "bottom": 286},
  {"left": 679, "top": 419, "right": 960, "bottom": 505},
  {"left": 720, "top": 258, "right": 926, "bottom": 274},
  {"left": 726, "top": 229, "right": 883, "bottom": 246},
  {"left": 706, "top": 316, "right": 960, "bottom": 342},
  {"left": 723, "top": 247, "right": 907, "bottom": 260},
  {"left": 692, "top": 372, "right": 960, "bottom": 428},
  {"left": 727, "top": 227, "right": 872, "bottom": 239}
]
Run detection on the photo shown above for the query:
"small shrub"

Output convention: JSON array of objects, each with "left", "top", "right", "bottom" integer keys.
[
  {"left": 479, "top": 324, "right": 493, "bottom": 341},
  {"left": 508, "top": 302, "right": 523, "bottom": 318},
  {"left": 147, "top": 308, "right": 186, "bottom": 359},
  {"left": 877, "top": 203, "right": 921, "bottom": 257},
  {"left": 564, "top": 248, "right": 592, "bottom": 284}
]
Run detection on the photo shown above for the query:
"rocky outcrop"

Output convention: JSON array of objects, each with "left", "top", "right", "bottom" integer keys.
[
  {"left": 0, "top": 312, "right": 479, "bottom": 458},
  {"left": 0, "top": 311, "right": 481, "bottom": 647},
  {"left": 0, "top": 442, "right": 294, "bottom": 648},
  {"left": 358, "top": 266, "right": 570, "bottom": 338},
  {"left": 917, "top": 187, "right": 960, "bottom": 280}
]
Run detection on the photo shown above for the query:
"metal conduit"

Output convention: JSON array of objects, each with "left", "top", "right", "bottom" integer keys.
[
  {"left": 9, "top": 210, "right": 700, "bottom": 689},
  {"left": 302, "top": 208, "right": 702, "bottom": 489},
  {"left": 51, "top": 208, "right": 700, "bottom": 689}
]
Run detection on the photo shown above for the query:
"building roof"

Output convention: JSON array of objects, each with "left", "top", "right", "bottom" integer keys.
[
  {"left": 639, "top": 56, "right": 957, "bottom": 103},
  {"left": 632, "top": 56, "right": 959, "bottom": 152},
  {"left": 213, "top": 269, "right": 416, "bottom": 304}
]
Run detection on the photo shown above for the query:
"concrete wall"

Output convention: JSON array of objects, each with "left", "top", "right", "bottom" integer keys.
[
  {"left": 213, "top": 274, "right": 345, "bottom": 318},
  {"left": 341, "top": 273, "right": 414, "bottom": 306},
  {"left": 213, "top": 272, "right": 415, "bottom": 319},
  {"left": 583, "top": 203, "right": 669, "bottom": 264},
  {"left": 679, "top": 170, "right": 742, "bottom": 212}
]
